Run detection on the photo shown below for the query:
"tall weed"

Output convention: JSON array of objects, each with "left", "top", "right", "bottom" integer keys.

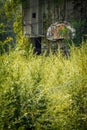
[{"left": 0, "top": 42, "right": 87, "bottom": 130}]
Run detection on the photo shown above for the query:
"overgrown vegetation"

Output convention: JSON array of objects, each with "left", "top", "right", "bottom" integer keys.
[
  {"left": 0, "top": 42, "right": 87, "bottom": 130},
  {"left": 0, "top": 0, "right": 87, "bottom": 129}
]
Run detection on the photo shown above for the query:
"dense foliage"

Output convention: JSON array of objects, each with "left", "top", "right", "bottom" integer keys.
[
  {"left": 0, "top": 0, "right": 22, "bottom": 54},
  {"left": 0, "top": 42, "right": 87, "bottom": 130}
]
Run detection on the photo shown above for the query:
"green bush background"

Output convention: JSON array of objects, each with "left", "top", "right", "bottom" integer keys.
[{"left": 0, "top": 42, "right": 87, "bottom": 130}]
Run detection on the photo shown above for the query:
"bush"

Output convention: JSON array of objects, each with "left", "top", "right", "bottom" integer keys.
[{"left": 0, "top": 42, "right": 87, "bottom": 130}]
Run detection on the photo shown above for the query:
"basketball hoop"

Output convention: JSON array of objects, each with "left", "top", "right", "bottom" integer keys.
[{"left": 46, "top": 22, "right": 75, "bottom": 41}]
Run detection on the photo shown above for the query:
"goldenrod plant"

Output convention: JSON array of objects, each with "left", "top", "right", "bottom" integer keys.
[{"left": 0, "top": 41, "right": 87, "bottom": 130}]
